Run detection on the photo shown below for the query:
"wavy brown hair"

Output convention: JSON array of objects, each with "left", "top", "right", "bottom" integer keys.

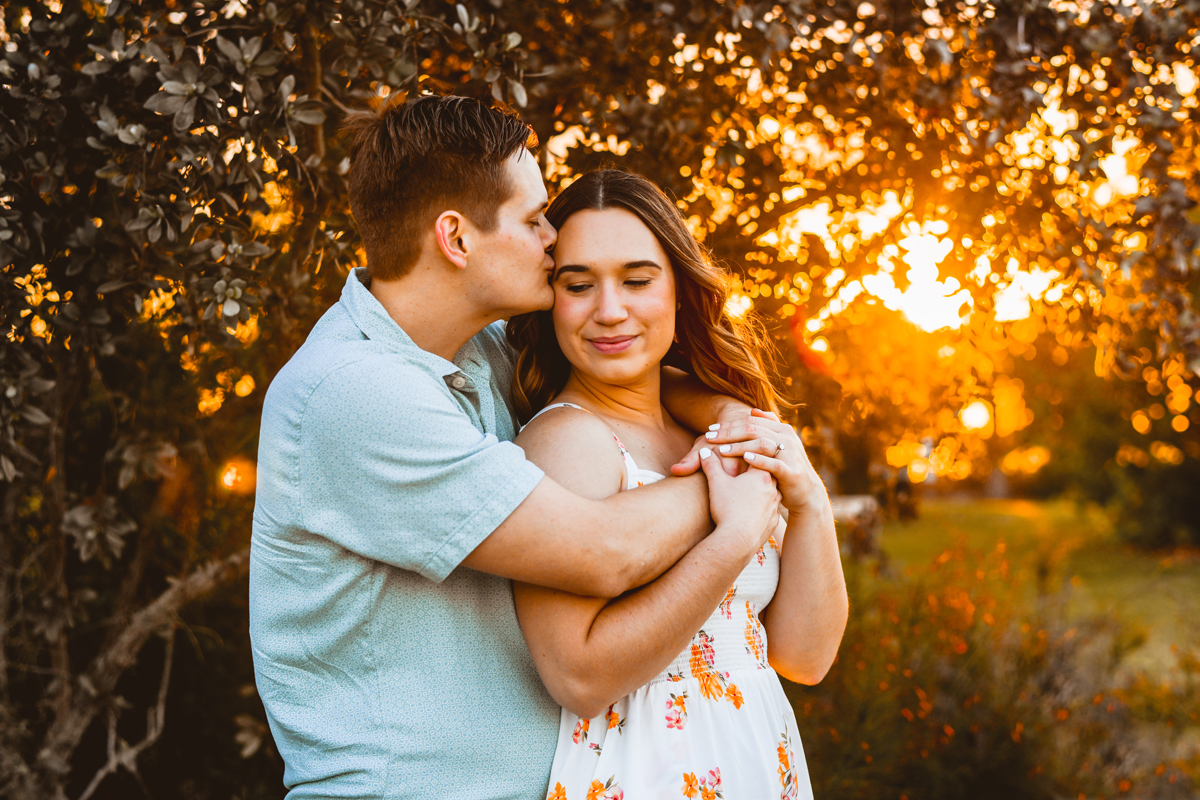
[{"left": 507, "top": 169, "right": 784, "bottom": 425}]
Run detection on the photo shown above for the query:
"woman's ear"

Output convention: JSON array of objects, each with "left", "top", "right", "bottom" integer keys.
[{"left": 434, "top": 210, "right": 470, "bottom": 270}]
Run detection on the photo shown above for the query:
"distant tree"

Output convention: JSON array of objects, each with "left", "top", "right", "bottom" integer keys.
[{"left": 3, "top": 0, "right": 1199, "bottom": 796}]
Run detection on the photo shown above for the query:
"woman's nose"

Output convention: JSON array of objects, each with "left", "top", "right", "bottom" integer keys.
[{"left": 594, "top": 284, "right": 628, "bottom": 324}]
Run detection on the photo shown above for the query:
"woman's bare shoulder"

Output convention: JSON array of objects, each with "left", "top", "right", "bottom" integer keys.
[{"left": 515, "top": 405, "right": 626, "bottom": 500}]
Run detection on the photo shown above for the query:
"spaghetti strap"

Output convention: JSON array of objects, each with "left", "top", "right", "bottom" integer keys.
[{"left": 524, "top": 403, "right": 643, "bottom": 491}]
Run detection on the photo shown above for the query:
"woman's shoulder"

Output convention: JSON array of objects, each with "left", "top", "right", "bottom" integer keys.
[{"left": 515, "top": 403, "right": 628, "bottom": 499}]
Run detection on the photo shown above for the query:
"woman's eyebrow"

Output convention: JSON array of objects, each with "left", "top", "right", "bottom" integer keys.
[
  {"left": 622, "top": 260, "right": 662, "bottom": 270},
  {"left": 554, "top": 260, "right": 662, "bottom": 278},
  {"left": 554, "top": 264, "right": 591, "bottom": 278}
]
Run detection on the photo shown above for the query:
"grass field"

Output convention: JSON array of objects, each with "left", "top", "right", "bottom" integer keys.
[{"left": 881, "top": 498, "right": 1200, "bottom": 676}]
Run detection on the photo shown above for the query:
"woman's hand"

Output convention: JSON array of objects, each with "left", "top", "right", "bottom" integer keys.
[
  {"left": 709, "top": 409, "right": 828, "bottom": 514},
  {"left": 697, "top": 445, "right": 780, "bottom": 556}
]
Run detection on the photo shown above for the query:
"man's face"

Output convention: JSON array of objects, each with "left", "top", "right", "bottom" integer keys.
[{"left": 465, "top": 150, "right": 557, "bottom": 317}]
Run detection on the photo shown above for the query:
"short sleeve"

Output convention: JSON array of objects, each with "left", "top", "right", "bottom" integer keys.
[{"left": 298, "top": 356, "right": 544, "bottom": 582}]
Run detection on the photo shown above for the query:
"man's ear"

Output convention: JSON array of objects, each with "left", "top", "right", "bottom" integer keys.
[{"left": 434, "top": 210, "right": 470, "bottom": 270}]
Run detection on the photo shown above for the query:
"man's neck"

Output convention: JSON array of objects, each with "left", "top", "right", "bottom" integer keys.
[
  {"left": 368, "top": 265, "right": 492, "bottom": 361},
  {"left": 561, "top": 368, "right": 668, "bottom": 430}
]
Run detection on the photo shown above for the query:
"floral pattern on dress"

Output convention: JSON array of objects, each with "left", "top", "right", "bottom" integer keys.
[
  {"left": 681, "top": 768, "right": 724, "bottom": 799},
  {"left": 718, "top": 585, "right": 737, "bottom": 619},
  {"left": 586, "top": 776, "right": 624, "bottom": 800},
  {"left": 665, "top": 691, "right": 689, "bottom": 729},
  {"left": 605, "top": 704, "right": 625, "bottom": 734},
  {"left": 688, "top": 636, "right": 744, "bottom": 707},
  {"left": 745, "top": 602, "right": 768, "bottom": 667},
  {"left": 572, "top": 717, "right": 590, "bottom": 744},
  {"left": 777, "top": 724, "right": 801, "bottom": 800}
]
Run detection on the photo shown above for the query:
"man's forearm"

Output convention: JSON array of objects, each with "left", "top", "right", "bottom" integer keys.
[
  {"left": 660, "top": 367, "right": 750, "bottom": 432},
  {"left": 593, "top": 473, "right": 712, "bottom": 595}
]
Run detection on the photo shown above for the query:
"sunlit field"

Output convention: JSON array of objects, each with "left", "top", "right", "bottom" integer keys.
[{"left": 882, "top": 498, "right": 1200, "bottom": 676}]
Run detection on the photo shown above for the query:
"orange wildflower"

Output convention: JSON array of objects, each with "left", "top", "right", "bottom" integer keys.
[
  {"left": 681, "top": 772, "right": 700, "bottom": 799},
  {"left": 778, "top": 744, "right": 791, "bottom": 771},
  {"left": 547, "top": 783, "right": 568, "bottom": 800},
  {"left": 725, "top": 684, "right": 744, "bottom": 709},
  {"left": 606, "top": 705, "right": 622, "bottom": 730},
  {"left": 586, "top": 779, "right": 607, "bottom": 800},
  {"left": 701, "top": 786, "right": 717, "bottom": 800},
  {"left": 688, "top": 644, "right": 708, "bottom": 677}
]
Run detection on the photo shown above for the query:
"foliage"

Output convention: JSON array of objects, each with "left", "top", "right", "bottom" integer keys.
[
  {"left": 789, "top": 547, "right": 1200, "bottom": 800},
  {"left": 4, "top": 0, "right": 1200, "bottom": 796}
]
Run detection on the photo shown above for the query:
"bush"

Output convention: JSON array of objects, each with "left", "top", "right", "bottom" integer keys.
[{"left": 788, "top": 547, "right": 1200, "bottom": 800}]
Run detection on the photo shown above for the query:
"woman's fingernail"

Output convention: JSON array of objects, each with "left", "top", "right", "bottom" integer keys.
[
  {"left": 704, "top": 431, "right": 717, "bottom": 440},
  {"left": 700, "top": 447, "right": 712, "bottom": 459},
  {"left": 745, "top": 452, "right": 756, "bottom": 461},
  {"left": 708, "top": 423, "right": 721, "bottom": 431},
  {"left": 718, "top": 444, "right": 731, "bottom": 454}
]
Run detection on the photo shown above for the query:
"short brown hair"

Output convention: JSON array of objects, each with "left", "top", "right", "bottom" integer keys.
[
  {"left": 507, "top": 169, "right": 785, "bottom": 423},
  {"left": 341, "top": 95, "right": 536, "bottom": 280}
]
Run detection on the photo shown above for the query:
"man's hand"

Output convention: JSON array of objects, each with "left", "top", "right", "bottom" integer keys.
[{"left": 670, "top": 403, "right": 757, "bottom": 477}]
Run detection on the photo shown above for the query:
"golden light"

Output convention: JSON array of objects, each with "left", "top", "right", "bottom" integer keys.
[
  {"left": 960, "top": 400, "right": 992, "bottom": 431},
  {"left": 1131, "top": 410, "right": 1151, "bottom": 434},
  {"left": 1149, "top": 441, "right": 1185, "bottom": 465},
  {"left": 810, "top": 337, "right": 829, "bottom": 352},
  {"left": 724, "top": 294, "right": 752, "bottom": 318},
  {"left": 234, "top": 374, "right": 256, "bottom": 397},
  {"left": 1172, "top": 415, "right": 1190, "bottom": 433},
  {"left": 219, "top": 457, "right": 257, "bottom": 494},
  {"left": 1174, "top": 62, "right": 1198, "bottom": 96},
  {"left": 1000, "top": 446, "right": 1051, "bottom": 476},
  {"left": 907, "top": 458, "right": 930, "bottom": 483}
]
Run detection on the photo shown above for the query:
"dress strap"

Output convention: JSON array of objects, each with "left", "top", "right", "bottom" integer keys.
[{"left": 524, "top": 403, "right": 642, "bottom": 491}]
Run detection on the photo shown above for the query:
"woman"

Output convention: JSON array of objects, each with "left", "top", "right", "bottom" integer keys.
[{"left": 508, "top": 170, "right": 848, "bottom": 800}]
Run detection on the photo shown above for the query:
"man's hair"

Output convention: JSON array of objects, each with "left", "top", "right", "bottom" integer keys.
[{"left": 341, "top": 95, "right": 536, "bottom": 280}]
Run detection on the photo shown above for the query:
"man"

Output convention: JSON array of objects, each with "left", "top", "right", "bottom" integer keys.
[{"left": 250, "top": 95, "right": 765, "bottom": 799}]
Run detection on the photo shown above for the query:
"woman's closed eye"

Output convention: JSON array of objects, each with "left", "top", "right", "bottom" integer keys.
[{"left": 564, "top": 282, "right": 593, "bottom": 294}]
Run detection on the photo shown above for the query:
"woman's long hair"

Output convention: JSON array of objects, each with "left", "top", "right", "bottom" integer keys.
[{"left": 507, "top": 169, "right": 784, "bottom": 425}]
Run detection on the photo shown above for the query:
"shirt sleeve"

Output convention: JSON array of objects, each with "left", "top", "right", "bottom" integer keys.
[{"left": 297, "top": 355, "right": 544, "bottom": 582}]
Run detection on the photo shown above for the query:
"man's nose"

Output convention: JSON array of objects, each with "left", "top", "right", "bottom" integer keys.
[{"left": 542, "top": 217, "right": 558, "bottom": 251}]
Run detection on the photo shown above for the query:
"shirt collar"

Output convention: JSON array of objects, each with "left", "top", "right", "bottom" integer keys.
[{"left": 340, "top": 268, "right": 462, "bottom": 379}]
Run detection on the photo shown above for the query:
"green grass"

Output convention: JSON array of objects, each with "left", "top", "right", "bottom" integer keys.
[{"left": 881, "top": 498, "right": 1200, "bottom": 675}]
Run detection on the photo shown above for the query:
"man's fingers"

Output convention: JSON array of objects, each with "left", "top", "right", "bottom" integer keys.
[{"left": 671, "top": 449, "right": 701, "bottom": 476}]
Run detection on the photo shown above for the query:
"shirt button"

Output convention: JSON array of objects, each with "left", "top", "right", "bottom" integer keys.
[{"left": 451, "top": 376, "right": 467, "bottom": 389}]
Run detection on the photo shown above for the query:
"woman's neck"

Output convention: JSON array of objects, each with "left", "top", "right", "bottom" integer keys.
[{"left": 560, "top": 368, "right": 667, "bottom": 430}]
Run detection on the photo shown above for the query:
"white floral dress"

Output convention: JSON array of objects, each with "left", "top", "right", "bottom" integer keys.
[{"left": 529, "top": 404, "right": 813, "bottom": 800}]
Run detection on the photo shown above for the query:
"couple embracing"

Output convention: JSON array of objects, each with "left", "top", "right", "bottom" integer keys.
[{"left": 249, "top": 95, "right": 848, "bottom": 800}]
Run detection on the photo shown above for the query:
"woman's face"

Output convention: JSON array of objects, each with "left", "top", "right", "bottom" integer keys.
[{"left": 551, "top": 207, "right": 677, "bottom": 388}]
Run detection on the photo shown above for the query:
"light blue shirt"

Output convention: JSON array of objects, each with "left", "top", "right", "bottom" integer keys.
[{"left": 250, "top": 268, "right": 558, "bottom": 799}]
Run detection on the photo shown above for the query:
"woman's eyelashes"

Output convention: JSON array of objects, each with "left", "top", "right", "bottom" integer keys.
[{"left": 563, "top": 278, "right": 654, "bottom": 294}]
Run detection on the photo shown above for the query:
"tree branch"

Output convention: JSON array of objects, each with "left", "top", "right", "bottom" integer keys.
[
  {"left": 75, "top": 629, "right": 176, "bottom": 800},
  {"left": 32, "top": 548, "right": 249, "bottom": 791}
]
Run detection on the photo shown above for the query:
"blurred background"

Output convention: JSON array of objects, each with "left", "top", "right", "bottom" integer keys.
[{"left": 2, "top": 0, "right": 1199, "bottom": 797}]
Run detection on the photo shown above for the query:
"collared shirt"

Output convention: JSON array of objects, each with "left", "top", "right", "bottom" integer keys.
[{"left": 250, "top": 268, "right": 558, "bottom": 799}]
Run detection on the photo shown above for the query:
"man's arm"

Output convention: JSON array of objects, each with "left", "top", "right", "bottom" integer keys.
[
  {"left": 462, "top": 407, "right": 711, "bottom": 598},
  {"left": 660, "top": 366, "right": 752, "bottom": 435},
  {"left": 509, "top": 415, "right": 781, "bottom": 719}
]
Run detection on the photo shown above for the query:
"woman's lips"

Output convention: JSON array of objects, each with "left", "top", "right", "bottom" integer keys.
[{"left": 588, "top": 335, "right": 636, "bottom": 354}]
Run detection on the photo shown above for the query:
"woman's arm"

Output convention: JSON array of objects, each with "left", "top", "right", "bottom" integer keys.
[
  {"left": 512, "top": 411, "right": 782, "bottom": 719},
  {"left": 760, "top": 499, "right": 846, "bottom": 684},
  {"left": 713, "top": 410, "right": 849, "bottom": 685}
]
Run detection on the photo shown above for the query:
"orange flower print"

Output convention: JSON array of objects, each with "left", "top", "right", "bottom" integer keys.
[
  {"left": 756, "top": 546, "right": 766, "bottom": 566},
  {"left": 744, "top": 618, "right": 763, "bottom": 662},
  {"left": 696, "top": 670, "right": 724, "bottom": 701},
  {"left": 724, "top": 684, "right": 744, "bottom": 709},
  {"left": 697, "top": 631, "right": 718, "bottom": 671},
  {"left": 778, "top": 725, "right": 800, "bottom": 799},
  {"left": 572, "top": 717, "right": 590, "bottom": 744},
  {"left": 767, "top": 534, "right": 780, "bottom": 552},
  {"left": 605, "top": 704, "right": 625, "bottom": 734},
  {"left": 547, "top": 782, "right": 568, "bottom": 800},
  {"left": 719, "top": 585, "right": 736, "bottom": 619},
  {"left": 586, "top": 776, "right": 624, "bottom": 800},
  {"left": 682, "top": 768, "right": 723, "bottom": 799}
]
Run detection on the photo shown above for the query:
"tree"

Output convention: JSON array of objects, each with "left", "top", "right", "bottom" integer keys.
[{"left": 2, "top": 0, "right": 1199, "bottom": 796}]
